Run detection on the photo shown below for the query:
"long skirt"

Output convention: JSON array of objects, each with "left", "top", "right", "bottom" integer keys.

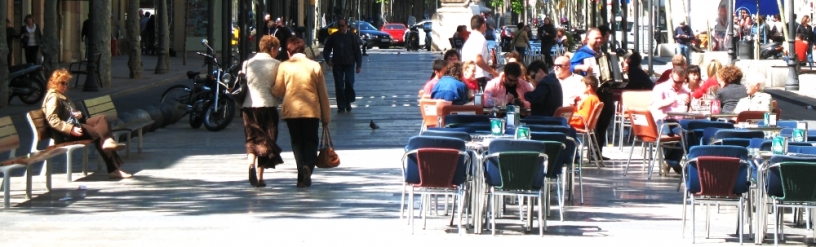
[{"left": 242, "top": 107, "right": 284, "bottom": 168}]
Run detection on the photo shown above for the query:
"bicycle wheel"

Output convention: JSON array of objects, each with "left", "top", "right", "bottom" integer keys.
[
  {"left": 203, "top": 97, "right": 236, "bottom": 131},
  {"left": 161, "top": 85, "right": 192, "bottom": 105}
]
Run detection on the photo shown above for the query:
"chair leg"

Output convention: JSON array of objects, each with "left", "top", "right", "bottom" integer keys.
[
  {"left": 558, "top": 176, "right": 565, "bottom": 222},
  {"left": 422, "top": 194, "right": 428, "bottom": 230},
  {"left": 400, "top": 182, "right": 406, "bottom": 221},
  {"left": 774, "top": 202, "right": 778, "bottom": 246},
  {"left": 682, "top": 190, "right": 688, "bottom": 238},
  {"left": 625, "top": 140, "right": 637, "bottom": 176},
  {"left": 526, "top": 197, "right": 533, "bottom": 232},
  {"left": 739, "top": 197, "right": 744, "bottom": 244},
  {"left": 706, "top": 203, "right": 711, "bottom": 239},
  {"left": 491, "top": 193, "right": 496, "bottom": 236},
  {"left": 692, "top": 196, "right": 696, "bottom": 243},
  {"left": 410, "top": 189, "right": 415, "bottom": 234},
  {"left": 457, "top": 190, "right": 464, "bottom": 235},
  {"left": 539, "top": 192, "right": 545, "bottom": 235}
]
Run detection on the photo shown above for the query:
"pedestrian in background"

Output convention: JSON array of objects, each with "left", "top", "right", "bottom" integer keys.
[
  {"left": 242, "top": 35, "right": 284, "bottom": 187},
  {"left": 6, "top": 19, "right": 15, "bottom": 64},
  {"left": 322, "top": 19, "right": 362, "bottom": 113},
  {"left": 273, "top": 18, "right": 292, "bottom": 61},
  {"left": 512, "top": 22, "right": 529, "bottom": 57},
  {"left": 674, "top": 20, "right": 693, "bottom": 66},
  {"left": 20, "top": 14, "right": 41, "bottom": 64},
  {"left": 273, "top": 37, "right": 331, "bottom": 188}
]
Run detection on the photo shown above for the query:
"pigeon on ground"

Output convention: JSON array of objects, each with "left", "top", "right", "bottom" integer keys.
[{"left": 369, "top": 120, "right": 380, "bottom": 130}]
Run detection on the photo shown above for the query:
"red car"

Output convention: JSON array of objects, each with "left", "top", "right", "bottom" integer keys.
[{"left": 381, "top": 23, "right": 407, "bottom": 46}]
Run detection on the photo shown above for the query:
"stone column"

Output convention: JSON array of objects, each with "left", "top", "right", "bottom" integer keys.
[{"left": 432, "top": 0, "right": 473, "bottom": 51}]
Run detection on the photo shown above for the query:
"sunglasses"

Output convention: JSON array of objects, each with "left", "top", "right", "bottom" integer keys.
[{"left": 553, "top": 64, "right": 569, "bottom": 68}]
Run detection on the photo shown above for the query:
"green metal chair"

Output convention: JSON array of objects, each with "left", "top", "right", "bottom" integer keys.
[
  {"left": 768, "top": 161, "right": 816, "bottom": 247},
  {"left": 485, "top": 149, "right": 548, "bottom": 236}
]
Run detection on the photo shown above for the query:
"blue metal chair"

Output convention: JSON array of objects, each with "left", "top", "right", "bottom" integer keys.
[
  {"left": 484, "top": 139, "right": 549, "bottom": 235},
  {"left": 521, "top": 116, "right": 568, "bottom": 126},
  {"left": 401, "top": 136, "right": 469, "bottom": 227},
  {"left": 681, "top": 120, "right": 734, "bottom": 150},
  {"left": 529, "top": 132, "right": 568, "bottom": 220},
  {"left": 681, "top": 145, "right": 750, "bottom": 244},
  {"left": 526, "top": 125, "right": 583, "bottom": 203},
  {"left": 426, "top": 127, "right": 476, "bottom": 134},
  {"left": 717, "top": 138, "right": 752, "bottom": 148},
  {"left": 713, "top": 129, "right": 765, "bottom": 141},
  {"left": 420, "top": 130, "right": 471, "bottom": 141},
  {"left": 443, "top": 115, "right": 490, "bottom": 128},
  {"left": 787, "top": 145, "right": 816, "bottom": 155}
]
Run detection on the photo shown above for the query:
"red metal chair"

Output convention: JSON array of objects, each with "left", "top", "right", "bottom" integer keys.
[
  {"left": 552, "top": 106, "right": 575, "bottom": 121},
  {"left": 574, "top": 102, "right": 604, "bottom": 168},
  {"left": 735, "top": 111, "right": 767, "bottom": 124},
  {"left": 685, "top": 156, "right": 747, "bottom": 244},
  {"left": 624, "top": 108, "right": 686, "bottom": 179}
]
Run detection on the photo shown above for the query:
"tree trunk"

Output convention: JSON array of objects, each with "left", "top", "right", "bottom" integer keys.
[
  {"left": 41, "top": 0, "right": 58, "bottom": 79},
  {"left": 126, "top": 0, "right": 142, "bottom": 78},
  {"left": 0, "top": 0, "right": 8, "bottom": 108},
  {"left": 93, "top": 0, "right": 112, "bottom": 87}
]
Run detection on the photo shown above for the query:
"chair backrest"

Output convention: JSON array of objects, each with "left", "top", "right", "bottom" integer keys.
[
  {"left": 420, "top": 130, "right": 472, "bottom": 141},
  {"left": 621, "top": 91, "right": 652, "bottom": 112},
  {"left": 495, "top": 151, "right": 545, "bottom": 190},
  {"left": 404, "top": 136, "right": 467, "bottom": 185},
  {"left": 443, "top": 115, "right": 490, "bottom": 128},
  {"left": 419, "top": 99, "right": 450, "bottom": 129},
  {"left": 776, "top": 161, "right": 816, "bottom": 202},
  {"left": 627, "top": 108, "right": 660, "bottom": 143},
  {"left": 787, "top": 145, "right": 816, "bottom": 155},
  {"left": 585, "top": 102, "right": 605, "bottom": 130},
  {"left": 718, "top": 138, "right": 752, "bottom": 148},
  {"left": 736, "top": 111, "right": 767, "bottom": 123},
  {"left": 26, "top": 109, "right": 53, "bottom": 153},
  {"left": 414, "top": 148, "right": 462, "bottom": 188},
  {"left": 521, "top": 118, "right": 566, "bottom": 126},
  {"left": 426, "top": 127, "right": 476, "bottom": 133},
  {"left": 83, "top": 95, "right": 118, "bottom": 122},
  {"left": 713, "top": 129, "right": 765, "bottom": 140},
  {"left": 439, "top": 104, "right": 484, "bottom": 126},
  {"left": 0, "top": 116, "right": 20, "bottom": 157},
  {"left": 529, "top": 133, "right": 567, "bottom": 177},
  {"left": 685, "top": 145, "right": 749, "bottom": 194},
  {"left": 485, "top": 139, "right": 548, "bottom": 188},
  {"left": 687, "top": 145, "right": 750, "bottom": 160},
  {"left": 696, "top": 156, "right": 743, "bottom": 197},
  {"left": 552, "top": 106, "right": 575, "bottom": 120}
]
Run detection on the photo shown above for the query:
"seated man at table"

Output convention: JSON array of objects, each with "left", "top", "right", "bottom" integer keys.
[
  {"left": 421, "top": 59, "right": 449, "bottom": 97},
  {"left": 733, "top": 73, "right": 773, "bottom": 114},
  {"left": 524, "top": 59, "right": 563, "bottom": 116},
  {"left": 483, "top": 62, "right": 533, "bottom": 108},
  {"left": 431, "top": 62, "right": 470, "bottom": 105},
  {"left": 654, "top": 55, "right": 687, "bottom": 85},
  {"left": 650, "top": 66, "right": 691, "bottom": 174}
]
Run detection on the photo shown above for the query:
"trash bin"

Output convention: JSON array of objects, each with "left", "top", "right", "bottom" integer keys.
[{"left": 738, "top": 40, "right": 754, "bottom": 60}]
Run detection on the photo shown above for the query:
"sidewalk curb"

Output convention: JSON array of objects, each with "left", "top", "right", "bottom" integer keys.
[{"left": 765, "top": 89, "right": 816, "bottom": 107}]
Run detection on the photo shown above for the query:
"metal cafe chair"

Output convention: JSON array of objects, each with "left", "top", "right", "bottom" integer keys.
[
  {"left": 683, "top": 153, "right": 750, "bottom": 244},
  {"left": 766, "top": 161, "right": 816, "bottom": 247},
  {"left": 484, "top": 139, "right": 549, "bottom": 236},
  {"left": 625, "top": 108, "right": 686, "bottom": 179}
]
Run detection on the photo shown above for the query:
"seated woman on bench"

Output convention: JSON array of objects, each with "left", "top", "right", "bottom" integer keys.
[{"left": 41, "top": 69, "right": 132, "bottom": 179}]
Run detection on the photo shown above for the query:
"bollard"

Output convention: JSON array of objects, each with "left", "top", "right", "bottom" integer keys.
[
  {"left": 132, "top": 108, "right": 157, "bottom": 132},
  {"left": 158, "top": 103, "right": 175, "bottom": 127}
]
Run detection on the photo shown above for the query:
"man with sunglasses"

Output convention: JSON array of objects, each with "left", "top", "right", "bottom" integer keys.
[
  {"left": 483, "top": 62, "right": 532, "bottom": 108},
  {"left": 524, "top": 59, "right": 564, "bottom": 117},
  {"left": 650, "top": 66, "right": 691, "bottom": 174},
  {"left": 323, "top": 19, "right": 363, "bottom": 113}
]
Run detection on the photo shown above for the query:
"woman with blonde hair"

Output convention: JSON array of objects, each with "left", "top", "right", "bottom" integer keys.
[
  {"left": 273, "top": 37, "right": 331, "bottom": 188},
  {"left": 41, "top": 69, "right": 131, "bottom": 178},
  {"left": 691, "top": 59, "right": 723, "bottom": 99},
  {"left": 242, "top": 35, "right": 284, "bottom": 187}
]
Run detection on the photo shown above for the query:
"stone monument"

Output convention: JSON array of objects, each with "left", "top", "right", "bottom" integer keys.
[{"left": 431, "top": 0, "right": 478, "bottom": 51}]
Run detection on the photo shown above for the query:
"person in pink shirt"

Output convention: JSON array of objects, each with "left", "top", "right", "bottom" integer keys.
[
  {"left": 421, "top": 59, "right": 448, "bottom": 97},
  {"left": 483, "top": 62, "right": 533, "bottom": 108},
  {"left": 650, "top": 66, "right": 690, "bottom": 174}
]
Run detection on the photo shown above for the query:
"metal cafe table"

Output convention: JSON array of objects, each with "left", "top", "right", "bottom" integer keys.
[{"left": 465, "top": 133, "right": 515, "bottom": 233}]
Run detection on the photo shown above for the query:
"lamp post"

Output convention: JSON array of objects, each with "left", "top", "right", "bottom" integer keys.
[
  {"left": 727, "top": 0, "right": 735, "bottom": 63},
  {"left": 785, "top": 0, "right": 799, "bottom": 90},
  {"left": 82, "top": 0, "right": 99, "bottom": 92}
]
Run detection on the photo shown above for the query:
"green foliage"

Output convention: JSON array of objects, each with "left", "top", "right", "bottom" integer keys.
[{"left": 489, "top": 0, "right": 525, "bottom": 14}]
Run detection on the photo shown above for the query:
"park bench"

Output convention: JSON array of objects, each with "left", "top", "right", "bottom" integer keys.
[
  {"left": 27, "top": 109, "right": 94, "bottom": 182},
  {"left": 69, "top": 53, "right": 103, "bottom": 88},
  {"left": 82, "top": 95, "right": 153, "bottom": 157},
  {"left": 0, "top": 116, "right": 66, "bottom": 208}
]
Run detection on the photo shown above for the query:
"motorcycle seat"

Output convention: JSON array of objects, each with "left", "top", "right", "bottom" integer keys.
[{"left": 186, "top": 71, "right": 200, "bottom": 79}]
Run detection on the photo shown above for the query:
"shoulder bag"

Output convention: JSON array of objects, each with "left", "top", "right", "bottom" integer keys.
[
  {"left": 317, "top": 127, "right": 340, "bottom": 168},
  {"left": 229, "top": 61, "right": 248, "bottom": 104}
]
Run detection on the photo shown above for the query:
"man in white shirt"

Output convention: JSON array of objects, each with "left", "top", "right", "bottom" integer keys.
[
  {"left": 553, "top": 57, "right": 584, "bottom": 106},
  {"left": 461, "top": 15, "right": 499, "bottom": 91}
]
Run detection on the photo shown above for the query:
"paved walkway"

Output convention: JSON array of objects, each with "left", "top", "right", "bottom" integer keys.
[{"left": 0, "top": 51, "right": 813, "bottom": 246}]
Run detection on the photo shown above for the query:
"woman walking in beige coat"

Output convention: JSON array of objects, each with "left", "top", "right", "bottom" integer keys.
[
  {"left": 273, "top": 37, "right": 331, "bottom": 188},
  {"left": 242, "top": 35, "right": 284, "bottom": 187}
]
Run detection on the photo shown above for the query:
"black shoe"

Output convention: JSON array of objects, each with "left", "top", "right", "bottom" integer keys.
[
  {"left": 346, "top": 107, "right": 352, "bottom": 112},
  {"left": 671, "top": 165, "right": 682, "bottom": 174},
  {"left": 602, "top": 156, "right": 611, "bottom": 161},
  {"left": 302, "top": 166, "right": 312, "bottom": 187},
  {"left": 249, "top": 167, "right": 258, "bottom": 186},
  {"left": 337, "top": 108, "right": 345, "bottom": 113}
]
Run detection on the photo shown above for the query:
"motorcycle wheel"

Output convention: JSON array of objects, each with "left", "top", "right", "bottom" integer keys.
[
  {"left": 189, "top": 100, "right": 204, "bottom": 129},
  {"left": 161, "top": 85, "right": 192, "bottom": 105},
  {"left": 203, "top": 96, "right": 235, "bottom": 131},
  {"left": 17, "top": 76, "right": 45, "bottom": 105}
]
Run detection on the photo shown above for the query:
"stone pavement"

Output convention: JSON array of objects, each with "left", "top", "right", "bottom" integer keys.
[
  {"left": 0, "top": 50, "right": 813, "bottom": 246},
  {"left": 0, "top": 52, "right": 204, "bottom": 120}
]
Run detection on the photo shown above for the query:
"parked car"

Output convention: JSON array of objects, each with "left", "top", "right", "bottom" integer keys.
[
  {"left": 319, "top": 21, "right": 392, "bottom": 49},
  {"left": 382, "top": 23, "right": 407, "bottom": 46}
]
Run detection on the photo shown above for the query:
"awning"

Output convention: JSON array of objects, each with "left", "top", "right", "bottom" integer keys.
[{"left": 735, "top": 0, "right": 782, "bottom": 16}]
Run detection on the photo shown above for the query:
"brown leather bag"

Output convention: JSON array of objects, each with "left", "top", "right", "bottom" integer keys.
[{"left": 317, "top": 127, "right": 340, "bottom": 168}]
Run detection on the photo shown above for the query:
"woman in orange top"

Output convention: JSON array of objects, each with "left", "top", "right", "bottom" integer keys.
[{"left": 569, "top": 76, "right": 601, "bottom": 129}]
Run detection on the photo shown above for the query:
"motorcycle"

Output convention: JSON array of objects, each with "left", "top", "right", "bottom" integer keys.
[
  {"left": 7, "top": 64, "right": 46, "bottom": 105},
  {"left": 422, "top": 22, "right": 432, "bottom": 51},
  {"left": 760, "top": 40, "right": 784, "bottom": 60},
  {"left": 160, "top": 39, "right": 237, "bottom": 132},
  {"left": 405, "top": 26, "right": 420, "bottom": 51}
]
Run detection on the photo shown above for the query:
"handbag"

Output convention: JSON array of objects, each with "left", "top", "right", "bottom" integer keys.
[
  {"left": 316, "top": 127, "right": 340, "bottom": 168},
  {"left": 229, "top": 61, "right": 248, "bottom": 104}
]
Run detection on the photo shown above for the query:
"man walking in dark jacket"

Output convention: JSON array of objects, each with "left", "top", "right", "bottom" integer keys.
[
  {"left": 323, "top": 19, "right": 362, "bottom": 113},
  {"left": 273, "top": 18, "right": 292, "bottom": 61}
]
